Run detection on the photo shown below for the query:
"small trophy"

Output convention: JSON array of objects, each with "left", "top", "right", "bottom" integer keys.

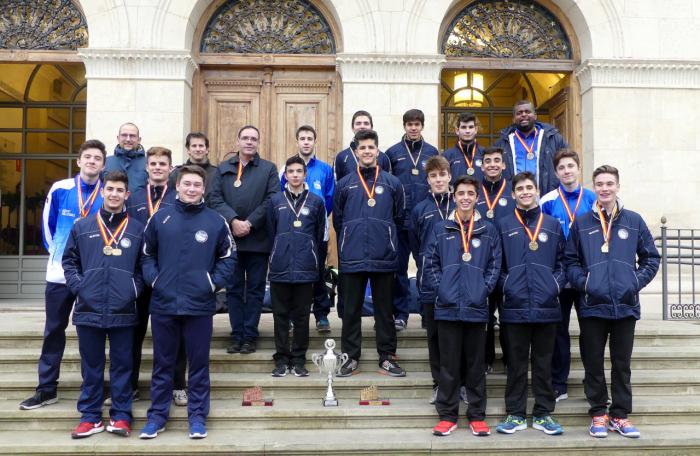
[
  {"left": 311, "top": 339, "right": 348, "bottom": 407},
  {"left": 359, "top": 385, "right": 390, "bottom": 406},
  {"left": 241, "top": 385, "right": 273, "bottom": 406}
]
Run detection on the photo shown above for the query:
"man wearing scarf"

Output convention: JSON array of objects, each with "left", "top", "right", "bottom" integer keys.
[{"left": 105, "top": 123, "right": 148, "bottom": 192}]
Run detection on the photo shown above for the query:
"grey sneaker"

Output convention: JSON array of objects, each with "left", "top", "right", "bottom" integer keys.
[
  {"left": 429, "top": 386, "right": 438, "bottom": 405},
  {"left": 379, "top": 359, "right": 406, "bottom": 377},
  {"left": 173, "top": 389, "right": 188, "bottom": 406},
  {"left": 337, "top": 359, "right": 359, "bottom": 377}
]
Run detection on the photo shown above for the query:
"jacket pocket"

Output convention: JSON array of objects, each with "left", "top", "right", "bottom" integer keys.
[
  {"left": 584, "top": 267, "right": 609, "bottom": 306},
  {"left": 180, "top": 270, "right": 213, "bottom": 301},
  {"left": 77, "top": 269, "right": 104, "bottom": 311},
  {"left": 614, "top": 262, "right": 639, "bottom": 306},
  {"left": 436, "top": 266, "right": 460, "bottom": 309},
  {"left": 502, "top": 267, "right": 527, "bottom": 309}
]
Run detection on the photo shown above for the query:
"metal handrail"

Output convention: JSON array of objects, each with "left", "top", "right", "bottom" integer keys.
[{"left": 658, "top": 217, "right": 700, "bottom": 320}]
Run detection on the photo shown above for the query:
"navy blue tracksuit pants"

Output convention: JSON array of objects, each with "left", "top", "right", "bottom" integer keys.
[
  {"left": 227, "top": 251, "right": 268, "bottom": 343},
  {"left": 37, "top": 282, "right": 75, "bottom": 393},
  {"left": 392, "top": 229, "right": 414, "bottom": 323},
  {"left": 76, "top": 325, "right": 133, "bottom": 423},
  {"left": 148, "top": 314, "right": 213, "bottom": 427},
  {"left": 311, "top": 240, "right": 331, "bottom": 322}
]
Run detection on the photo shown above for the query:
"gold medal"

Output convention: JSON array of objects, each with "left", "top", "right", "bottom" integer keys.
[
  {"left": 111, "top": 248, "right": 122, "bottom": 256},
  {"left": 103, "top": 245, "right": 113, "bottom": 256},
  {"left": 482, "top": 181, "right": 507, "bottom": 223},
  {"left": 97, "top": 213, "right": 129, "bottom": 258},
  {"left": 367, "top": 198, "right": 376, "bottom": 207},
  {"left": 529, "top": 241, "right": 538, "bottom": 251},
  {"left": 467, "top": 167, "right": 474, "bottom": 175},
  {"left": 601, "top": 243, "right": 609, "bottom": 253},
  {"left": 233, "top": 159, "right": 244, "bottom": 188},
  {"left": 486, "top": 209, "right": 494, "bottom": 219},
  {"left": 293, "top": 220, "right": 302, "bottom": 228},
  {"left": 514, "top": 208, "right": 544, "bottom": 253},
  {"left": 455, "top": 212, "right": 475, "bottom": 265},
  {"left": 462, "top": 252, "right": 472, "bottom": 262},
  {"left": 411, "top": 168, "right": 419, "bottom": 176},
  {"left": 527, "top": 152, "right": 534, "bottom": 160},
  {"left": 597, "top": 202, "right": 618, "bottom": 255},
  {"left": 357, "top": 165, "right": 380, "bottom": 209},
  {"left": 234, "top": 180, "right": 242, "bottom": 188}
]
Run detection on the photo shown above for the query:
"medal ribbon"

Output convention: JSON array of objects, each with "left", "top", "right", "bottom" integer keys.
[
  {"left": 597, "top": 201, "right": 618, "bottom": 245},
  {"left": 432, "top": 192, "right": 450, "bottom": 220},
  {"left": 455, "top": 212, "right": 475, "bottom": 257},
  {"left": 147, "top": 184, "right": 167, "bottom": 217},
  {"left": 458, "top": 141, "right": 476, "bottom": 170},
  {"left": 97, "top": 214, "right": 129, "bottom": 248},
  {"left": 235, "top": 160, "right": 244, "bottom": 184},
  {"left": 403, "top": 137, "right": 424, "bottom": 170},
  {"left": 514, "top": 128, "right": 539, "bottom": 158},
  {"left": 283, "top": 187, "right": 310, "bottom": 223},
  {"left": 558, "top": 185, "right": 583, "bottom": 225},
  {"left": 77, "top": 176, "right": 101, "bottom": 218},
  {"left": 513, "top": 208, "right": 544, "bottom": 245},
  {"left": 481, "top": 180, "right": 507, "bottom": 214},
  {"left": 356, "top": 165, "right": 379, "bottom": 202}
]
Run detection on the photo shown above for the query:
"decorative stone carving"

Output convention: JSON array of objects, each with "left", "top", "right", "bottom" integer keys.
[
  {"left": 200, "top": 0, "right": 335, "bottom": 54},
  {"left": 0, "top": 0, "right": 88, "bottom": 50},
  {"left": 576, "top": 59, "right": 700, "bottom": 94},
  {"left": 336, "top": 54, "right": 446, "bottom": 85},
  {"left": 443, "top": 0, "right": 571, "bottom": 60}
]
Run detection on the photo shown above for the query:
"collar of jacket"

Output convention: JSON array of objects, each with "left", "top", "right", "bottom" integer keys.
[
  {"left": 500, "top": 121, "right": 558, "bottom": 139},
  {"left": 175, "top": 197, "right": 206, "bottom": 212},
  {"left": 284, "top": 181, "right": 309, "bottom": 200},
  {"left": 297, "top": 153, "right": 317, "bottom": 167},
  {"left": 516, "top": 205, "right": 541, "bottom": 224},
  {"left": 445, "top": 209, "right": 486, "bottom": 234},
  {"left": 185, "top": 159, "right": 212, "bottom": 169},
  {"left": 99, "top": 206, "right": 127, "bottom": 229},
  {"left": 221, "top": 153, "right": 260, "bottom": 174},
  {"left": 403, "top": 135, "right": 423, "bottom": 153},
  {"left": 592, "top": 198, "right": 624, "bottom": 221},
  {"left": 113, "top": 144, "right": 145, "bottom": 159},
  {"left": 358, "top": 165, "right": 378, "bottom": 178},
  {"left": 559, "top": 183, "right": 582, "bottom": 198},
  {"left": 482, "top": 176, "right": 507, "bottom": 193}
]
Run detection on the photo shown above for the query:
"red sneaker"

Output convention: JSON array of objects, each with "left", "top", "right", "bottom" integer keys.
[
  {"left": 433, "top": 420, "right": 457, "bottom": 436},
  {"left": 106, "top": 419, "right": 131, "bottom": 437},
  {"left": 469, "top": 420, "right": 491, "bottom": 436},
  {"left": 71, "top": 421, "right": 104, "bottom": 439}
]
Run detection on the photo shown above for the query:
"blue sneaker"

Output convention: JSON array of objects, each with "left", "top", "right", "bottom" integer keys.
[
  {"left": 608, "top": 417, "right": 640, "bottom": 438},
  {"left": 316, "top": 317, "right": 331, "bottom": 333},
  {"left": 189, "top": 422, "right": 207, "bottom": 439},
  {"left": 496, "top": 415, "right": 527, "bottom": 434},
  {"left": 589, "top": 415, "right": 608, "bottom": 438},
  {"left": 139, "top": 421, "right": 165, "bottom": 439},
  {"left": 533, "top": 415, "right": 563, "bottom": 435}
]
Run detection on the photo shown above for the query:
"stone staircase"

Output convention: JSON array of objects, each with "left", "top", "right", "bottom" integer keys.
[{"left": 1, "top": 298, "right": 700, "bottom": 454}]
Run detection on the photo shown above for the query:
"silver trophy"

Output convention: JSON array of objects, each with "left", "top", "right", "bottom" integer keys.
[{"left": 311, "top": 339, "right": 349, "bottom": 406}]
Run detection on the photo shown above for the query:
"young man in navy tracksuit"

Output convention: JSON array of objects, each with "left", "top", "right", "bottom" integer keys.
[
  {"left": 412, "top": 155, "right": 455, "bottom": 403},
  {"left": 475, "top": 147, "right": 516, "bottom": 374},
  {"left": 269, "top": 156, "right": 326, "bottom": 377},
  {"left": 140, "top": 165, "right": 235, "bottom": 440},
  {"left": 62, "top": 171, "right": 144, "bottom": 438},
  {"left": 496, "top": 171, "right": 566, "bottom": 436},
  {"left": 565, "top": 165, "right": 659, "bottom": 439},
  {"left": 333, "top": 129, "right": 406, "bottom": 377},
  {"left": 422, "top": 175, "right": 501, "bottom": 437},
  {"left": 442, "top": 112, "right": 485, "bottom": 186},
  {"left": 540, "top": 149, "right": 596, "bottom": 402},
  {"left": 126, "top": 146, "right": 187, "bottom": 406},
  {"left": 386, "top": 109, "right": 440, "bottom": 331},
  {"left": 19, "top": 140, "right": 105, "bottom": 411}
]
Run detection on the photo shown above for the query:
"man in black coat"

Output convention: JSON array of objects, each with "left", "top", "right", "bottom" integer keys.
[{"left": 169, "top": 132, "right": 218, "bottom": 197}]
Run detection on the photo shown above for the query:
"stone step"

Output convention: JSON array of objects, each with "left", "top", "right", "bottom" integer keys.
[
  {"left": 0, "top": 425, "right": 699, "bottom": 455},
  {"left": 1, "top": 370, "right": 698, "bottom": 401},
  {"left": 3, "top": 396, "right": 700, "bottom": 431}
]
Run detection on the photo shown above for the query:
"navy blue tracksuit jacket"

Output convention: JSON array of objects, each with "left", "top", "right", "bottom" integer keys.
[
  {"left": 126, "top": 184, "right": 177, "bottom": 225},
  {"left": 443, "top": 141, "right": 485, "bottom": 185},
  {"left": 475, "top": 177, "right": 515, "bottom": 228},
  {"left": 333, "top": 166, "right": 405, "bottom": 273},
  {"left": 564, "top": 202, "right": 660, "bottom": 320},
  {"left": 333, "top": 142, "right": 391, "bottom": 181},
  {"left": 498, "top": 207, "right": 567, "bottom": 323},
  {"left": 267, "top": 187, "right": 326, "bottom": 284},
  {"left": 420, "top": 211, "right": 501, "bottom": 322},
  {"left": 142, "top": 199, "right": 236, "bottom": 316}
]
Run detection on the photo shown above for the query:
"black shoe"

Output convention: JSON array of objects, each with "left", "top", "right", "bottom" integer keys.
[
  {"left": 291, "top": 365, "right": 309, "bottom": 377},
  {"left": 240, "top": 341, "right": 256, "bottom": 354},
  {"left": 19, "top": 391, "right": 57, "bottom": 410},
  {"left": 226, "top": 341, "right": 242, "bottom": 354},
  {"left": 271, "top": 364, "right": 288, "bottom": 377},
  {"left": 379, "top": 359, "right": 406, "bottom": 377},
  {"left": 485, "top": 364, "right": 493, "bottom": 375},
  {"left": 337, "top": 359, "right": 359, "bottom": 377}
]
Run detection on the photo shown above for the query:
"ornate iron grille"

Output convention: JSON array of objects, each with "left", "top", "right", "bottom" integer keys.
[
  {"left": 200, "top": 0, "right": 335, "bottom": 54},
  {"left": 443, "top": 0, "right": 571, "bottom": 59},
  {"left": 0, "top": 0, "right": 88, "bottom": 50}
]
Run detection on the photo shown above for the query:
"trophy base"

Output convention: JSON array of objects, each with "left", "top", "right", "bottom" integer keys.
[
  {"left": 242, "top": 399, "right": 273, "bottom": 406},
  {"left": 322, "top": 398, "right": 339, "bottom": 407},
  {"left": 359, "top": 399, "right": 390, "bottom": 406}
]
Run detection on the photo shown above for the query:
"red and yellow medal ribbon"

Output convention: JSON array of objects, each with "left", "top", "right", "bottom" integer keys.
[
  {"left": 513, "top": 208, "right": 544, "bottom": 245},
  {"left": 481, "top": 180, "right": 507, "bottom": 214},
  {"left": 356, "top": 164, "right": 379, "bottom": 202},
  {"left": 235, "top": 161, "right": 243, "bottom": 183},
  {"left": 558, "top": 185, "right": 584, "bottom": 226},
  {"left": 147, "top": 184, "right": 167, "bottom": 217},
  {"left": 77, "top": 176, "right": 101, "bottom": 218},
  {"left": 514, "top": 128, "right": 538, "bottom": 158},
  {"left": 598, "top": 201, "right": 618, "bottom": 245},
  {"left": 458, "top": 141, "right": 476, "bottom": 170},
  {"left": 97, "top": 214, "right": 129, "bottom": 248},
  {"left": 455, "top": 212, "right": 475, "bottom": 257}
]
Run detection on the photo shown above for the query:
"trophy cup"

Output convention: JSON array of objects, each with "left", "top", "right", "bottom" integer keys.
[{"left": 311, "top": 339, "right": 348, "bottom": 407}]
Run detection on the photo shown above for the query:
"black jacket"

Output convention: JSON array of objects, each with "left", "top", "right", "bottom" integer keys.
[
  {"left": 169, "top": 160, "right": 219, "bottom": 198},
  {"left": 208, "top": 153, "right": 280, "bottom": 253}
]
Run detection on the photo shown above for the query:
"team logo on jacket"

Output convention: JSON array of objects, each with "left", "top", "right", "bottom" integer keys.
[
  {"left": 471, "top": 238, "right": 481, "bottom": 248},
  {"left": 195, "top": 230, "right": 208, "bottom": 243},
  {"left": 301, "top": 207, "right": 310, "bottom": 216},
  {"left": 120, "top": 238, "right": 131, "bottom": 249},
  {"left": 314, "top": 180, "right": 322, "bottom": 190},
  {"left": 421, "top": 160, "right": 427, "bottom": 168},
  {"left": 618, "top": 228, "right": 629, "bottom": 240},
  {"left": 375, "top": 186, "right": 384, "bottom": 194},
  {"left": 499, "top": 198, "right": 508, "bottom": 206},
  {"left": 475, "top": 159, "right": 482, "bottom": 167},
  {"left": 538, "top": 232, "right": 549, "bottom": 243}
]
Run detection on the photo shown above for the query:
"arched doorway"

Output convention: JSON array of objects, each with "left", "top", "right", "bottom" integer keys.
[
  {"left": 0, "top": 0, "right": 88, "bottom": 299},
  {"left": 439, "top": 0, "right": 580, "bottom": 155},
  {"left": 192, "top": 0, "right": 342, "bottom": 168}
]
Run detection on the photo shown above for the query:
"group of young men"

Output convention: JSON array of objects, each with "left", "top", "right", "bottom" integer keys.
[{"left": 19, "top": 100, "right": 659, "bottom": 442}]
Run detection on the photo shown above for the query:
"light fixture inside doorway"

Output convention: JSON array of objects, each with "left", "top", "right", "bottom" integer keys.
[{"left": 453, "top": 71, "right": 484, "bottom": 107}]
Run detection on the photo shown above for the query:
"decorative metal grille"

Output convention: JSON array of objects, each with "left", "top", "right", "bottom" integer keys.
[
  {"left": 200, "top": 0, "right": 335, "bottom": 54},
  {"left": 443, "top": 0, "right": 571, "bottom": 59},
  {"left": 0, "top": 0, "right": 88, "bottom": 50}
]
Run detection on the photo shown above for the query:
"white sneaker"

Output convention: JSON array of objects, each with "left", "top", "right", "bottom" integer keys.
[
  {"left": 555, "top": 391, "right": 568, "bottom": 402},
  {"left": 173, "top": 389, "right": 188, "bottom": 406},
  {"left": 429, "top": 386, "right": 438, "bottom": 405}
]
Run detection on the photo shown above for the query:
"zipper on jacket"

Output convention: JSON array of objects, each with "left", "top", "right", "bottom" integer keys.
[
  {"left": 270, "top": 239, "right": 278, "bottom": 260},
  {"left": 418, "top": 256, "right": 426, "bottom": 293},
  {"left": 340, "top": 226, "right": 348, "bottom": 252},
  {"left": 311, "top": 240, "right": 318, "bottom": 269},
  {"left": 132, "top": 278, "right": 138, "bottom": 299},
  {"left": 388, "top": 225, "right": 395, "bottom": 251}
]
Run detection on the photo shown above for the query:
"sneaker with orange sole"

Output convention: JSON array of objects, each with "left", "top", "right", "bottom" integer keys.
[
  {"left": 469, "top": 420, "right": 491, "bottom": 436},
  {"left": 433, "top": 420, "right": 457, "bottom": 436}
]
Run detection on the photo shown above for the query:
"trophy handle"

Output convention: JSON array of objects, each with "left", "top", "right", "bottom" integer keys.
[
  {"left": 336, "top": 353, "right": 349, "bottom": 373},
  {"left": 311, "top": 353, "right": 323, "bottom": 372}
]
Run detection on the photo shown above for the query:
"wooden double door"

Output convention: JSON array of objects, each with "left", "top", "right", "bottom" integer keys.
[{"left": 194, "top": 67, "right": 341, "bottom": 168}]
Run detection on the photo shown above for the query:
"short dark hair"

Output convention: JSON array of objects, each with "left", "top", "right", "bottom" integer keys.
[
  {"left": 295, "top": 125, "right": 317, "bottom": 140},
  {"left": 177, "top": 164, "right": 207, "bottom": 185},
  {"left": 103, "top": 170, "right": 128, "bottom": 188},
  {"left": 285, "top": 155, "right": 307, "bottom": 173},
  {"left": 513, "top": 100, "right": 535, "bottom": 116},
  {"left": 403, "top": 109, "right": 425, "bottom": 126},
  {"left": 592, "top": 164, "right": 619, "bottom": 183},
  {"left": 78, "top": 139, "right": 106, "bottom": 160},
  {"left": 351, "top": 110, "right": 373, "bottom": 128},
  {"left": 456, "top": 112, "right": 479, "bottom": 128},
  {"left": 512, "top": 171, "right": 538, "bottom": 191},
  {"left": 482, "top": 146, "right": 504, "bottom": 159},
  {"left": 354, "top": 129, "right": 378, "bottom": 146},
  {"left": 185, "top": 131, "right": 209, "bottom": 148},
  {"left": 237, "top": 125, "right": 260, "bottom": 139},
  {"left": 146, "top": 146, "right": 172, "bottom": 165},
  {"left": 453, "top": 175, "right": 479, "bottom": 193},
  {"left": 424, "top": 155, "right": 450, "bottom": 175},
  {"left": 553, "top": 149, "right": 580, "bottom": 169}
]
